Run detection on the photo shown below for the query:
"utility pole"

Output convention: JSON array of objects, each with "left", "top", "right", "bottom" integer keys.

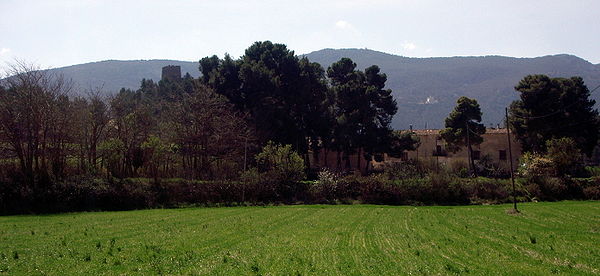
[
  {"left": 243, "top": 135, "right": 248, "bottom": 171},
  {"left": 465, "top": 121, "right": 472, "bottom": 175},
  {"left": 505, "top": 108, "right": 518, "bottom": 212},
  {"left": 435, "top": 136, "right": 439, "bottom": 172}
]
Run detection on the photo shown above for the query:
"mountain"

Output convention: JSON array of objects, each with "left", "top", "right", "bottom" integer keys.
[
  {"left": 18, "top": 50, "right": 600, "bottom": 129},
  {"left": 49, "top": 59, "right": 199, "bottom": 93},
  {"left": 305, "top": 49, "right": 600, "bottom": 129}
]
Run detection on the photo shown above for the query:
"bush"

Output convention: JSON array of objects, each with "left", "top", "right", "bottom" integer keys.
[
  {"left": 585, "top": 166, "right": 600, "bottom": 177},
  {"left": 522, "top": 176, "right": 568, "bottom": 201},
  {"left": 519, "top": 152, "right": 553, "bottom": 178},
  {"left": 256, "top": 142, "right": 306, "bottom": 184},
  {"left": 466, "top": 177, "right": 511, "bottom": 204},
  {"left": 475, "top": 154, "right": 509, "bottom": 178},
  {"left": 383, "top": 159, "right": 426, "bottom": 180},
  {"left": 583, "top": 186, "right": 600, "bottom": 200},
  {"left": 450, "top": 160, "right": 470, "bottom": 178},
  {"left": 546, "top": 137, "right": 584, "bottom": 176},
  {"left": 310, "top": 169, "right": 340, "bottom": 203}
]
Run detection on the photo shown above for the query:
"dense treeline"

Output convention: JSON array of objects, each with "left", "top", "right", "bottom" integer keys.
[
  {"left": 0, "top": 42, "right": 401, "bottom": 181},
  {"left": 0, "top": 64, "right": 251, "bottom": 181},
  {"left": 0, "top": 42, "right": 410, "bottom": 213},
  {"left": 1, "top": 42, "right": 600, "bottom": 214},
  {"left": 199, "top": 41, "right": 399, "bottom": 171}
]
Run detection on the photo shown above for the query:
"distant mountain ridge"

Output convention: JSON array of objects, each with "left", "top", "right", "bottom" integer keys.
[
  {"left": 306, "top": 49, "right": 600, "bottom": 129},
  {"left": 50, "top": 59, "right": 200, "bottom": 92},
  {"left": 23, "top": 50, "right": 600, "bottom": 129}
]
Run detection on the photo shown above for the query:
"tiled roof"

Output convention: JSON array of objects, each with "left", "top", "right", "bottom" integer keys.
[{"left": 410, "top": 128, "right": 509, "bottom": 135}]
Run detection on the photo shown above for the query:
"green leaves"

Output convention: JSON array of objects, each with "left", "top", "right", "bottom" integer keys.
[
  {"left": 440, "top": 96, "right": 486, "bottom": 153},
  {"left": 199, "top": 41, "right": 329, "bottom": 154},
  {"left": 509, "top": 75, "right": 599, "bottom": 155},
  {"left": 255, "top": 141, "right": 306, "bottom": 183},
  {"left": 327, "top": 58, "right": 398, "bottom": 166}
]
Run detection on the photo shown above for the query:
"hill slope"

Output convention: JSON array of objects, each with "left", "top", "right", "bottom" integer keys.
[
  {"left": 306, "top": 49, "right": 600, "bottom": 129},
  {"left": 50, "top": 59, "right": 199, "bottom": 93},
  {"left": 28, "top": 50, "right": 600, "bottom": 129}
]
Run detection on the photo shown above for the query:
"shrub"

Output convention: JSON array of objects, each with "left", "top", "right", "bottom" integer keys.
[
  {"left": 522, "top": 176, "right": 568, "bottom": 201},
  {"left": 231, "top": 168, "right": 281, "bottom": 202},
  {"left": 383, "top": 159, "right": 426, "bottom": 180},
  {"left": 585, "top": 166, "right": 600, "bottom": 177},
  {"left": 466, "top": 177, "right": 510, "bottom": 204},
  {"left": 356, "top": 174, "right": 397, "bottom": 204},
  {"left": 256, "top": 142, "right": 306, "bottom": 184},
  {"left": 583, "top": 186, "right": 600, "bottom": 200},
  {"left": 546, "top": 137, "right": 584, "bottom": 177},
  {"left": 519, "top": 152, "right": 553, "bottom": 178},
  {"left": 475, "top": 154, "right": 508, "bottom": 178},
  {"left": 449, "top": 160, "right": 469, "bottom": 178},
  {"left": 310, "top": 169, "right": 340, "bottom": 202}
]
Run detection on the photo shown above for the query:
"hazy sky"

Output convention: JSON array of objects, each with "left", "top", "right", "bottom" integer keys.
[{"left": 1, "top": 0, "right": 599, "bottom": 70}]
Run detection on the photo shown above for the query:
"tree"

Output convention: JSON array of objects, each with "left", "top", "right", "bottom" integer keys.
[
  {"left": 170, "top": 82, "right": 254, "bottom": 179},
  {"left": 0, "top": 62, "right": 72, "bottom": 185},
  {"left": 509, "top": 75, "right": 600, "bottom": 155},
  {"left": 440, "top": 96, "right": 486, "bottom": 173},
  {"left": 199, "top": 41, "right": 330, "bottom": 162},
  {"left": 70, "top": 92, "right": 110, "bottom": 173},
  {"left": 387, "top": 130, "right": 420, "bottom": 159},
  {"left": 98, "top": 138, "right": 125, "bottom": 178},
  {"left": 87, "top": 94, "right": 110, "bottom": 170},
  {"left": 141, "top": 135, "right": 173, "bottom": 181},
  {"left": 108, "top": 89, "right": 155, "bottom": 177},
  {"left": 327, "top": 58, "right": 398, "bottom": 171},
  {"left": 360, "top": 65, "right": 399, "bottom": 167}
]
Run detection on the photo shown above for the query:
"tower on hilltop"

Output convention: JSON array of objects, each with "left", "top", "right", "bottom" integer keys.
[{"left": 161, "top": 65, "right": 181, "bottom": 82}]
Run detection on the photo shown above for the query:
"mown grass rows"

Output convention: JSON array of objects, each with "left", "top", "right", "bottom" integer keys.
[{"left": 1, "top": 202, "right": 599, "bottom": 275}]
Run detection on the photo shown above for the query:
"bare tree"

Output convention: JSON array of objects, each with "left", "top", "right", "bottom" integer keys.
[
  {"left": 70, "top": 89, "right": 110, "bottom": 173},
  {"left": 0, "top": 61, "right": 72, "bottom": 186},
  {"left": 171, "top": 82, "right": 255, "bottom": 179}
]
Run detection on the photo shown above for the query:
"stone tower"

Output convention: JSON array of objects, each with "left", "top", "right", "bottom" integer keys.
[{"left": 161, "top": 65, "right": 181, "bottom": 82}]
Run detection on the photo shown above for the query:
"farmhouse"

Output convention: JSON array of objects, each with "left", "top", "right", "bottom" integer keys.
[
  {"left": 385, "top": 128, "right": 522, "bottom": 171},
  {"left": 309, "top": 127, "right": 522, "bottom": 174}
]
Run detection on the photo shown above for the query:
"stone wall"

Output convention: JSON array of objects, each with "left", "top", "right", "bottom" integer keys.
[
  {"left": 161, "top": 65, "right": 181, "bottom": 82},
  {"left": 391, "top": 128, "right": 522, "bottom": 171}
]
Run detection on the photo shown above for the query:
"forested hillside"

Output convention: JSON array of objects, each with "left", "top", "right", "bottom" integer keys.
[
  {"left": 36, "top": 50, "right": 600, "bottom": 129},
  {"left": 306, "top": 49, "right": 600, "bottom": 129}
]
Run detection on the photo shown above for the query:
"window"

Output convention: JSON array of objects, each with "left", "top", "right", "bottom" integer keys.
[
  {"left": 401, "top": 152, "right": 408, "bottom": 161},
  {"left": 499, "top": 150, "right": 507, "bottom": 160},
  {"left": 432, "top": 145, "right": 447, "bottom": 156},
  {"left": 472, "top": 150, "right": 481, "bottom": 160}
]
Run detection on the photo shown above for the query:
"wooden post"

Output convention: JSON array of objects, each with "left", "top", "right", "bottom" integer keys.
[
  {"left": 466, "top": 121, "right": 472, "bottom": 176},
  {"left": 243, "top": 136, "right": 248, "bottom": 171},
  {"left": 506, "top": 107, "right": 518, "bottom": 212}
]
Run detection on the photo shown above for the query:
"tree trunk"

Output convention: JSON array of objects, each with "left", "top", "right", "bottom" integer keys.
[
  {"left": 357, "top": 148, "right": 362, "bottom": 174},
  {"left": 468, "top": 143, "right": 477, "bottom": 177}
]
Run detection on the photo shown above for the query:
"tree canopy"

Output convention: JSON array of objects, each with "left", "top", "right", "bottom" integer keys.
[
  {"left": 200, "top": 42, "right": 398, "bottom": 172},
  {"left": 509, "top": 75, "right": 600, "bottom": 155},
  {"left": 199, "top": 41, "right": 330, "bottom": 156},
  {"left": 440, "top": 96, "right": 486, "bottom": 171},
  {"left": 327, "top": 58, "right": 398, "bottom": 170}
]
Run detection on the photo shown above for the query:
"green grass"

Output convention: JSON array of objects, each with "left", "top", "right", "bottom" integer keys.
[{"left": 1, "top": 202, "right": 599, "bottom": 275}]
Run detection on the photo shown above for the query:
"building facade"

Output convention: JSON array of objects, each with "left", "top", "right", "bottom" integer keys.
[
  {"left": 309, "top": 128, "right": 522, "bottom": 174},
  {"left": 391, "top": 128, "right": 522, "bottom": 172}
]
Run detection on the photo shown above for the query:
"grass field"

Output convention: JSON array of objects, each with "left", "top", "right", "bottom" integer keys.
[{"left": 1, "top": 202, "right": 599, "bottom": 275}]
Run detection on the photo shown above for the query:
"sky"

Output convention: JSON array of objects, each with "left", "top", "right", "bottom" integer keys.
[{"left": 1, "top": 0, "right": 600, "bottom": 71}]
